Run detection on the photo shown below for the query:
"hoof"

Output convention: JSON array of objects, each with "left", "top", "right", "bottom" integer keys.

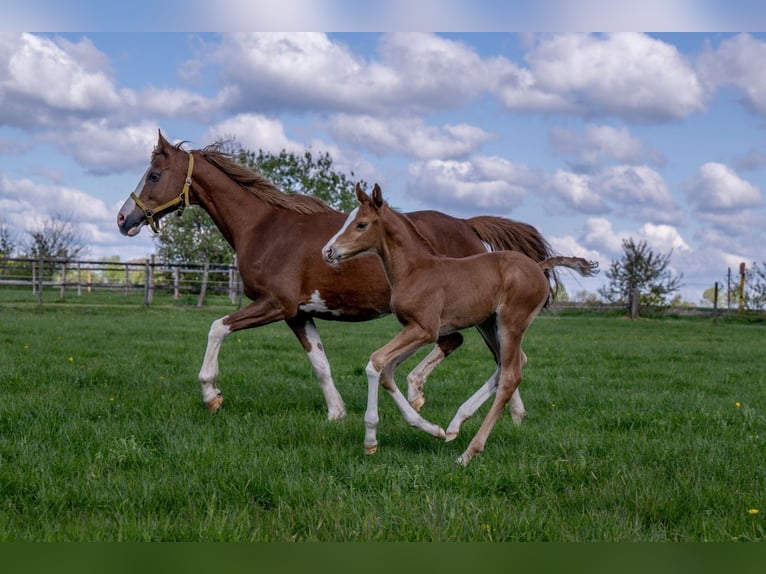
[
  {"left": 444, "top": 431, "right": 458, "bottom": 443},
  {"left": 206, "top": 395, "right": 223, "bottom": 413},
  {"left": 409, "top": 395, "right": 425, "bottom": 412},
  {"left": 364, "top": 444, "right": 378, "bottom": 455},
  {"left": 511, "top": 411, "right": 526, "bottom": 426},
  {"left": 436, "top": 427, "right": 446, "bottom": 440},
  {"left": 455, "top": 453, "right": 471, "bottom": 467},
  {"left": 327, "top": 407, "right": 347, "bottom": 421}
]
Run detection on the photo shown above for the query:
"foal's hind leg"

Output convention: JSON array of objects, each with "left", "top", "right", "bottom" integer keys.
[
  {"left": 476, "top": 318, "right": 526, "bottom": 424},
  {"left": 406, "top": 332, "right": 463, "bottom": 411}
]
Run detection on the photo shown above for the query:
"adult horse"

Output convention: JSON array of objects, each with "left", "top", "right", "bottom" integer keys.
[{"left": 117, "top": 131, "right": 556, "bottom": 421}]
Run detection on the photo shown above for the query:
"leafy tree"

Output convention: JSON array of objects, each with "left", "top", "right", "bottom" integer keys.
[
  {"left": 598, "top": 238, "right": 683, "bottom": 307},
  {"left": 155, "top": 147, "right": 360, "bottom": 265},
  {"left": 237, "top": 148, "right": 359, "bottom": 213}
]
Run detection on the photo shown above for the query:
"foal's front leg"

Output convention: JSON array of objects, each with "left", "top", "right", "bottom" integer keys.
[{"left": 364, "top": 326, "right": 446, "bottom": 454}]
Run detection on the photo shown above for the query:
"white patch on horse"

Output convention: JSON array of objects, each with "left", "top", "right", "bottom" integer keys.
[
  {"left": 299, "top": 290, "right": 341, "bottom": 316},
  {"left": 481, "top": 240, "right": 493, "bottom": 253},
  {"left": 322, "top": 207, "right": 358, "bottom": 254}
]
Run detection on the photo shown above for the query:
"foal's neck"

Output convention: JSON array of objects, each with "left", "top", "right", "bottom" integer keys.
[{"left": 377, "top": 207, "right": 440, "bottom": 285}]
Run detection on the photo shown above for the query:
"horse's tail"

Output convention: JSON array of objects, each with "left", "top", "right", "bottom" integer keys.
[
  {"left": 468, "top": 215, "right": 560, "bottom": 305},
  {"left": 539, "top": 256, "right": 599, "bottom": 277}
]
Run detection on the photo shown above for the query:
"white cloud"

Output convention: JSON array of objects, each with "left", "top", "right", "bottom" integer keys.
[
  {"left": 0, "top": 33, "right": 122, "bottom": 128},
  {"left": 548, "top": 123, "right": 662, "bottom": 166},
  {"left": 548, "top": 165, "right": 681, "bottom": 223},
  {"left": 501, "top": 33, "right": 707, "bottom": 121},
  {"left": 547, "top": 170, "right": 608, "bottom": 213},
  {"left": 204, "top": 113, "right": 303, "bottom": 155},
  {"left": 326, "top": 114, "right": 493, "bottom": 159},
  {"left": 407, "top": 157, "right": 538, "bottom": 214},
  {"left": 685, "top": 162, "right": 761, "bottom": 212},
  {"left": 211, "top": 32, "right": 511, "bottom": 116},
  {"left": 697, "top": 33, "right": 766, "bottom": 117},
  {"left": 579, "top": 217, "right": 627, "bottom": 254},
  {"left": 639, "top": 222, "right": 691, "bottom": 253},
  {"left": 43, "top": 121, "right": 159, "bottom": 175}
]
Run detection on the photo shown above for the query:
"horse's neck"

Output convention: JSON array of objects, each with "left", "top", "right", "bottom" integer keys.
[
  {"left": 378, "top": 208, "right": 439, "bottom": 285},
  {"left": 190, "top": 159, "right": 276, "bottom": 250}
]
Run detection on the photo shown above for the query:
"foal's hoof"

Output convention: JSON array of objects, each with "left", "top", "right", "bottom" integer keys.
[
  {"left": 444, "top": 431, "right": 458, "bottom": 443},
  {"left": 364, "top": 444, "right": 378, "bottom": 455},
  {"left": 436, "top": 427, "right": 446, "bottom": 440},
  {"left": 206, "top": 395, "right": 224, "bottom": 413},
  {"left": 409, "top": 395, "right": 426, "bottom": 412}
]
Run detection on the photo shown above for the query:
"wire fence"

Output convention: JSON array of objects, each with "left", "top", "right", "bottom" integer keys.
[{"left": 0, "top": 256, "right": 243, "bottom": 308}]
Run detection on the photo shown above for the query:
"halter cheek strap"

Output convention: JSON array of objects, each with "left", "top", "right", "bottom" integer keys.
[{"left": 131, "top": 152, "right": 194, "bottom": 233}]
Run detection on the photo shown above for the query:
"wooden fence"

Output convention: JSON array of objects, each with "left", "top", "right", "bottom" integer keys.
[{"left": 0, "top": 256, "right": 243, "bottom": 307}]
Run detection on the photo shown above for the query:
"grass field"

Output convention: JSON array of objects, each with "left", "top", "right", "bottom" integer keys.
[{"left": 0, "top": 298, "right": 764, "bottom": 541}]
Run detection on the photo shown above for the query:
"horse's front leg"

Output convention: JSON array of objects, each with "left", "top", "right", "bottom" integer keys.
[
  {"left": 198, "top": 298, "right": 286, "bottom": 413},
  {"left": 364, "top": 326, "right": 445, "bottom": 454},
  {"left": 287, "top": 315, "right": 346, "bottom": 421},
  {"left": 406, "top": 332, "right": 463, "bottom": 411}
]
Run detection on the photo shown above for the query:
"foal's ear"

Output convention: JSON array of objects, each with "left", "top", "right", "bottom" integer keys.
[
  {"left": 371, "top": 183, "right": 383, "bottom": 208},
  {"left": 355, "top": 182, "right": 370, "bottom": 204}
]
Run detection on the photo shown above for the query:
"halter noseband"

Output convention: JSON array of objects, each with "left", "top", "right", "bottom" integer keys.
[{"left": 130, "top": 152, "right": 194, "bottom": 233}]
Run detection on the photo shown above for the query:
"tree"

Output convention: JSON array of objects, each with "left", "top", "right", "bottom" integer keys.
[
  {"left": 237, "top": 148, "right": 359, "bottom": 213},
  {"left": 0, "top": 218, "right": 16, "bottom": 258},
  {"left": 23, "top": 212, "right": 88, "bottom": 261},
  {"left": 598, "top": 238, "right": 683, "bottom": 307},
  {"left": 743, "top": 261, "right": 766, "bottom": 310},
  {"left": 155, "top": 147, "right": 360, "bottom": 265}
]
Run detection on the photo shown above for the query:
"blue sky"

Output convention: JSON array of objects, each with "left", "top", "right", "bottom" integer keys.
[{"left": 2, "top": 5, "right": 766, "bottom": 304}]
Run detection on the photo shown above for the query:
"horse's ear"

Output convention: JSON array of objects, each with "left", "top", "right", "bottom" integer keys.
[
  {"left": 156, "top": 130, "right": 171, "bottom": 154},
  {"left": 355, "top": 183, "right": 369, "bottom": 204},
  {"left": 371, "top": 183, "right": 383, "bottom": 208}
]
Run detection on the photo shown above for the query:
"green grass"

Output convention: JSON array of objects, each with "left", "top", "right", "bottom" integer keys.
[{"left": 0, "top": 301, "right": 764, "bottom": 541}]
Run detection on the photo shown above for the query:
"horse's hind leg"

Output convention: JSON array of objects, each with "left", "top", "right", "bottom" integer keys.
[
  {"left": 457, "top": 322, "right": 527, "bottom": 466},
  {"left": 406, "top": 332, "right": 463, "bottom": 411},
  {"left": 476, "top": 318, "right": 526, "bottom": 424},
  {"left": 445, "top": 367, "right": 499, "bottom": 441},
  {"left": 287, "top": 315, "right": 346, "bottom": 420}
]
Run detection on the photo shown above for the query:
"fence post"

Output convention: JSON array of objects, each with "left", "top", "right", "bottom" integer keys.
[
  {"left": 77, "top": 262, "right": 83, "bottom": 297},
  {"left": 59, "top": 261, "right": 67, "bottom": 301},
  {"left": 738, "top": 262, "right": 746, "bottom": 313},
  {"left": 197, "top": 262, "right": 209, "bottom": 308},
  {"left": 174, "top": 266, "right": 180, "bottom": 300},
  {"left": 37, "top": 257, "right": 44, "bottom": 306},
  {"left": 713, "top": 282, "right": 719, "bottom": 325}
]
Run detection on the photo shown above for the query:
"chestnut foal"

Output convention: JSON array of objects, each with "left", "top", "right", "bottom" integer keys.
[{"left": 323, "top": 184, "right": 598, "bottom": 466}]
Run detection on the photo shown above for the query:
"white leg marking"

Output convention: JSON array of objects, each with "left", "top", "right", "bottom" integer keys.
[
  {"left": 364, "top": 360, "right": 381, "bottom": 454},
  {"left": 304, "top": 321, "right": 346, "bottom": 420},
  {"left": 445, "top": 368, "right": 500, "bottom": 440},
  {"left": 198, "top": 317, "right": 231, "bottom": 404}
]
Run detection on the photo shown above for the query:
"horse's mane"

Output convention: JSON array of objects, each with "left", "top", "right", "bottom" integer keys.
[{"left": 178, "top": 142, "right": 336, "bottom": 215}]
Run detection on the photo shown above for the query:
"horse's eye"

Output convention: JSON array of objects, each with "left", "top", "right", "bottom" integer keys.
[
  {"left": 147, "top": 172, "right": 161, "bottom": 183},
  {"left": 356, "top": 222, "right": 368, "bottom": 231}
]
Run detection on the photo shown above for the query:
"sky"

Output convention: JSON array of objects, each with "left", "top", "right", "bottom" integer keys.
[{"left": 1, "top": 2, "right": 766, "bottom": 304}]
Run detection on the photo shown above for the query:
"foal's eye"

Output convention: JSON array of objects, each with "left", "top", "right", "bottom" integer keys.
[
  {"left": 355, "top": 222, "right": 368, "bottom": 231},
  {"left": 147, "top": 172, "right": 161, "bottom": 183}
]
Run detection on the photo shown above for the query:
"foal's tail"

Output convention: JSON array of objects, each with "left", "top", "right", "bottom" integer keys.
[{"left": 539, "top": 256, "right": 600, "bottom": 277}]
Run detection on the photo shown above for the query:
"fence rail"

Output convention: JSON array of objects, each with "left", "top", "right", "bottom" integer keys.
[{"left": 0, "top": 256, "right": 243, "bottom": 307}]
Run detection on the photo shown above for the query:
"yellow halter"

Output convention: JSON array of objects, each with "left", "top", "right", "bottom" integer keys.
[{"left": 130, "top": 152, "right": 194, "bottom": 233}]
